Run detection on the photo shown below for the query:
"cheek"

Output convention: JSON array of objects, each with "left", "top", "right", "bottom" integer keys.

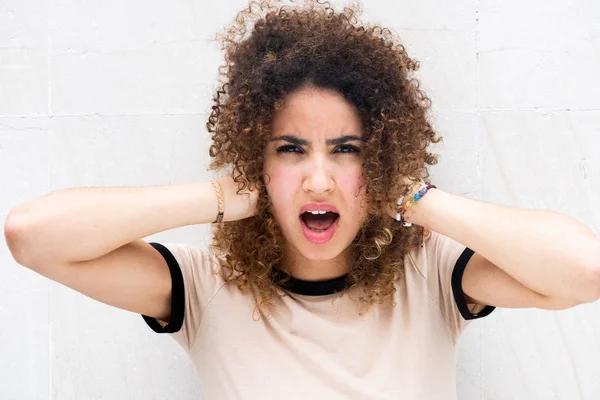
[
  {"left": 338, "top": 168, "right": 364, "bottom": 192},
  {"left": 264, "top": 164, "right": 301, "bottom": 217},
  {"left": 339, "top": 169, "right": 368, "bottom": 217},
  {"left": 263, "top": 159, "right": 367, "bottom": 221}
]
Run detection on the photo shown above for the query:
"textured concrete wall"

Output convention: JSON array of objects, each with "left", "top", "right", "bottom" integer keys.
[{"left": 1, "top": 1, "right": 599, "bottom": 399}]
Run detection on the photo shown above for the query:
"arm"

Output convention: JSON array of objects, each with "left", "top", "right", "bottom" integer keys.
[
  {"left": 401, "top": 187, "right": 600, "bottom": 307},
  {"left": 4, "top": 177, "right": 257, "bottom": 322},
  {"left": 5, "top": 177, "right": 256, "bottom": 268}
]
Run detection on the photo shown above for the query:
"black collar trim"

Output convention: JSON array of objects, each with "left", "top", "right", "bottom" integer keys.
[{"left": 272, "top": 267, "right": 349, "bottom": 296}]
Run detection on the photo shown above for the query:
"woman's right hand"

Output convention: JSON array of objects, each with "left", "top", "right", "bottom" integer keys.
[{"left": 217, "top": 176, "right": 260, "bottom": 222}]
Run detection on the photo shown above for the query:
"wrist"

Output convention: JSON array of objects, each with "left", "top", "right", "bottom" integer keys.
[
  {"left": 386, "top": 181, "right": 427, "bottom": 221},
  {"left": 216, "top": 176, "right": 258, "bottom": 222},
  {"left": 210, "top": 179, "right": 225, "bottom": 225},
  {"left": 402, "top": 186, "right": 441, "bottom": 228}
]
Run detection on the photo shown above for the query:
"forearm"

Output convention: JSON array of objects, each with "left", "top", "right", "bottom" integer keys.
[
  {"left": 405, "top": 188, "right": 600, "bottom": 301},
  {"left": 5, "top": 181, "right": 220, "bottom": 266}
]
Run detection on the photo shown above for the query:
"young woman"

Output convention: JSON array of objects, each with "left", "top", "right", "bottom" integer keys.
[{"left": 5, "top": 1, "right": 600, "bottom": 399}]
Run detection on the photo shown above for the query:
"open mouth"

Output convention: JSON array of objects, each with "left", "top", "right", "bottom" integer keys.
[{"left": 300, "top": 211, "right": 340, "bottom": 232}]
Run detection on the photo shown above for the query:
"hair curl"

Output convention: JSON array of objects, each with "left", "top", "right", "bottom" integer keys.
[{"left": 207, "top": 0, "right": 442, "bottom": 318}]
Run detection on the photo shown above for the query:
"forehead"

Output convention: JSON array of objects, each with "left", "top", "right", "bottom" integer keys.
[{"left": 271, "top": 87, "right": 362, "bottom": 139}]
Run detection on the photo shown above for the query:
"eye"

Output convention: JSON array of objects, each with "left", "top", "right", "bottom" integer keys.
[
  {"left": 275, "top": 144, "right": 361, "bottom": 155},
  {"left": 334, "top": 145, "right": 361, "bottom": 154},
  {"left": 276, "top": 144, "right": 303, "bottom": 154}
]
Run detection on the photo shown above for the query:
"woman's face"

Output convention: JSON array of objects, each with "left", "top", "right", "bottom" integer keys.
[{"left": 263, "top": 86, "right": 368, "bottom": 263}]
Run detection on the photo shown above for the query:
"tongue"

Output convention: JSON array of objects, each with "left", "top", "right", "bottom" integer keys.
[{"left": 302, "top": 213, "right": 338, "bottom": 231}]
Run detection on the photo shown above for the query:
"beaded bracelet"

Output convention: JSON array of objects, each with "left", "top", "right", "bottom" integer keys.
[
  {"left": 210, "top": 179, "right": 225, "bottom": 225},
  {"left": 395, "top": 183, "right": 437, "bottom": 227}
]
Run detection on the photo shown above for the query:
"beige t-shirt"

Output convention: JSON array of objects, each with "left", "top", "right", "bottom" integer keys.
[{"left": 142, "top": 231, "right": 494, "bottom": 399}]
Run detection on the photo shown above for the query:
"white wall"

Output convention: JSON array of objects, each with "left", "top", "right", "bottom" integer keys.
[{"left": 1, "top": 1, "right": 599, "bottom": 399}]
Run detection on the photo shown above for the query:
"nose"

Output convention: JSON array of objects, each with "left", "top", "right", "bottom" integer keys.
[{"left": 302, "top": 154, "right": 335, "bottom": 195}]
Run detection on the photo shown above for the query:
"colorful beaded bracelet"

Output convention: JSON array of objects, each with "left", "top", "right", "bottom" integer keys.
[{"left": 395, "top": 184, "right": 437, "bottom": 227}]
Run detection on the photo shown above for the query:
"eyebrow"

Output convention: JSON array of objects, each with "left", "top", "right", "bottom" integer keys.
[{"left": 268, "top": 135, "right": 363, "bottom": 146}]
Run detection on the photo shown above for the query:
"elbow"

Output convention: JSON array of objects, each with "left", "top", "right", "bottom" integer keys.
[
  {"left": 574, "top": 268, "right": 600, "bottom": 306},
  {"left": 581, "top": 242, "right": 600, "bottom": 304},
  {"left": 586, "top": 268, "right": 600, "bottom": 305},
  {"left": 590, "top": 261, "right": 600, "bottom": 304},
  {"left": 4, "top": 210, "right": 35, "bottom": 267}
]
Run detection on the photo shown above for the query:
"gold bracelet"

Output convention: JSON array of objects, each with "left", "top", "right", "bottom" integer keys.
[{"left": 210, "top": 179, "right": 224, "bottom": 225}]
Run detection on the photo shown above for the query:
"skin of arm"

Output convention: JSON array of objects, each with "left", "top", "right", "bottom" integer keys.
[{"left": 395, "top": 185, "right": 600, "bottom": 305}]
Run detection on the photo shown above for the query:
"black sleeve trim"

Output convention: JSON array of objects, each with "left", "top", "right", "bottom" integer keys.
[
  {"left": 451, "top": 247, "right": 496, "bottom": 321},
  {"left": 141, "top": 242, "right": 185, "bottom": 333}
]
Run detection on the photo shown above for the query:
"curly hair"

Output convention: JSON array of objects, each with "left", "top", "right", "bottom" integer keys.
[{"left": 206, "top": 0, "right": 442, "bottom": 318}]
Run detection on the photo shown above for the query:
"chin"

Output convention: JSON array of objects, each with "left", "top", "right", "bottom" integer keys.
[{"left": 295, "top": 243, "right": 344, "bottom": 261}]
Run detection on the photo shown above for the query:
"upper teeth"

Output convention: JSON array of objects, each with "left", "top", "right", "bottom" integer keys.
[{"left": 307, "top": 210, "right": 327, "bottom": 214}]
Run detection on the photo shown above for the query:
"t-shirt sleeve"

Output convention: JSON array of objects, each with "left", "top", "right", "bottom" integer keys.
[
  {"left": 422, "top": 230, "right": 495, "bottom": 336},
  {"left": 141, "top": 241, "right": 224, "bottom": 352}
]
